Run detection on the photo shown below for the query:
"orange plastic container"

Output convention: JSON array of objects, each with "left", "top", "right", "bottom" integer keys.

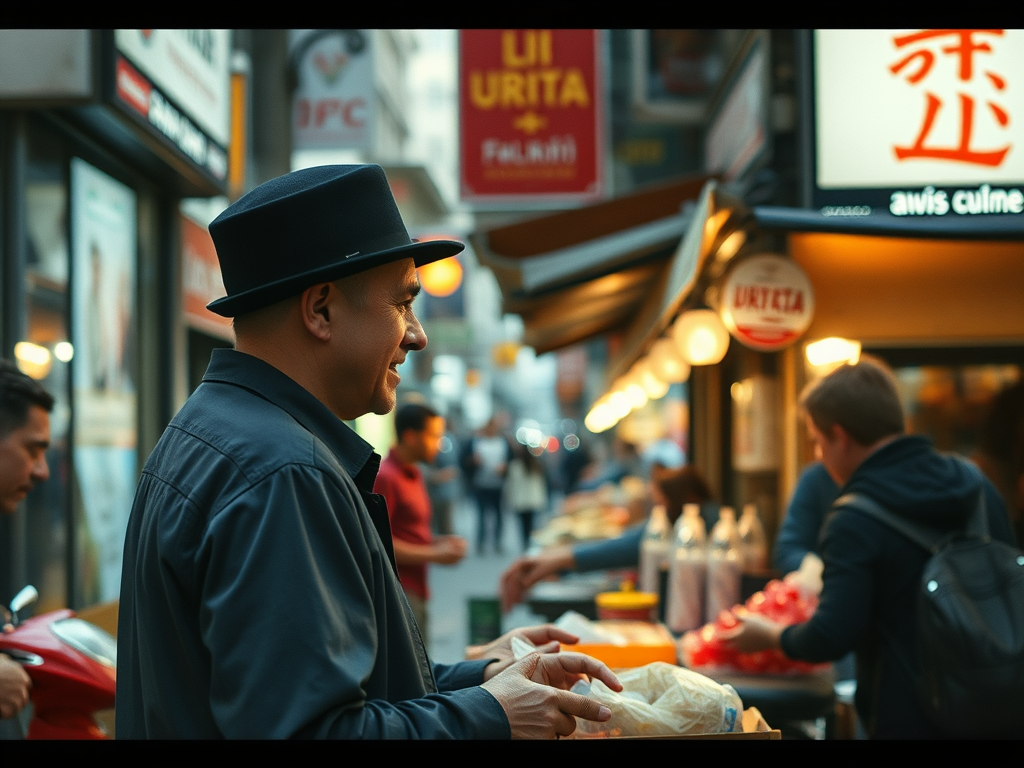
[{"left": 571, "top": 620, "right": 678, "bottom": 669}]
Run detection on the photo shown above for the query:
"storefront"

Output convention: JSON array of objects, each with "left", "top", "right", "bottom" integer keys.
[
  {"left": 0, "top": 30, "right": 233, "bottom": 610},
  {"left": 476, "top": 28, "right": 1024, "bottom": 548}
]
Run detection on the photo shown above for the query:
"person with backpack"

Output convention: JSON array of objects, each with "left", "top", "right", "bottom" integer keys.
[{"left": 723, "top": 357, "right": 1019, "bottom": 739}]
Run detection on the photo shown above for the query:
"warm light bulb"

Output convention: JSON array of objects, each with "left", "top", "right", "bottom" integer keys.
[
  {"left": 14, "top": 341, "right": 52, "bottom": 380},
  {"left": 806, "top": 337, "right": 862, "bottom": 367},
  {"left": 53, "top": 341, "right": 74, "bottom": 362},
  {"left": 649, "top": 338, "right": 690, "bottom": 383},
  {"left": 672, "top": 310, "right": 730, "bottom": 366},
  {"left": 418, "top": 257, "right": 463, "bottom": 297}
]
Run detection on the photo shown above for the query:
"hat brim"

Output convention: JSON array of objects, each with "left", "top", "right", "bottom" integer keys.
[{"left": 206, "top": 239, "right": 464, "bottom": 318}]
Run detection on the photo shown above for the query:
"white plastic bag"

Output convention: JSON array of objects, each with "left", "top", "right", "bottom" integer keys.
[{"left": 568, "top": 661, "right": 743, "bottom": 738}]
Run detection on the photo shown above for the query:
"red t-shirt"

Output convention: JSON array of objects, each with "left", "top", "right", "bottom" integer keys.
[{"left": 374, "top": 448, "right": 432, "bottom": 600}]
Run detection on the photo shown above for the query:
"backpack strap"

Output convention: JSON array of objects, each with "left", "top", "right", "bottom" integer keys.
[{"left": 833, "top": 493, "right": 944, "bottom": 554}]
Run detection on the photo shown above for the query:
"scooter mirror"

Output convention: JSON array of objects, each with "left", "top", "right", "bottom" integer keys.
[{"left": 10, "top": 586, "right": 38, "bottom": 618}]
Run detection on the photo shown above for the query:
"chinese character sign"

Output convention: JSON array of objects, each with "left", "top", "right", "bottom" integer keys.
[
  {"left": 459, "top": 30, "right": 604, "bottom": 205},
  {"left": 815, "top": 29, "right": 1024, "bottom": 189}
]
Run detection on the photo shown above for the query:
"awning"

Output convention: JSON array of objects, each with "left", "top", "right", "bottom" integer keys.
[
  {"left": 754, "top": 206, "right": 1024, "bottom": 241},
  {"left": 470, "top": 173, "right": 715, "bottom": 354}
]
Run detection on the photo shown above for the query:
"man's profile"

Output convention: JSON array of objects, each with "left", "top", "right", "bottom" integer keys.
[{"left": 116, "top": 165, "right": 619, "bottom": 739}]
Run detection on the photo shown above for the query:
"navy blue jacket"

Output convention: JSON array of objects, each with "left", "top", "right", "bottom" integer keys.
[
  {"left": 773, "top": 462, "right": 840, "bottom": 575},
  {"left": 116, "top": 349, "right": 508, "bottom": 738},
  {"left": 780, "top": 435, "right": 1014, "bottom": 739}
]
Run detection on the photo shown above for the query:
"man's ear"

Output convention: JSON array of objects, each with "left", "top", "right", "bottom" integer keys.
[
  {"left": 300, "top": 283, "right": 334, "bottom": 341},
  {"left": 829, "top": 422, "right": 853, "bottom": 448}
]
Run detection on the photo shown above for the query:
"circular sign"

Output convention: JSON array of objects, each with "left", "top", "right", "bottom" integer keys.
[{"left": 719, "top": 253, "right": 814, "bottom": 351}]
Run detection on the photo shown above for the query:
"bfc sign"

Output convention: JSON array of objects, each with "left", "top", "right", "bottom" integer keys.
[
  {"left": 459, "top": 30, "right": 604, "bottom": 206},
  {"left": 813, "top": 29, "right": 1024, "bottom": 214}
]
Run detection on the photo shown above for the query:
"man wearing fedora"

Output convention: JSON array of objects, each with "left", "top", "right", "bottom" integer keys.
[{"left": 116, "top": 165, "right": 619, "bottom": 739}]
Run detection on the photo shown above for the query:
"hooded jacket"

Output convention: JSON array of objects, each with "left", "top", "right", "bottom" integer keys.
[{"left": 780, "top": 435, "right": 1015, "bottom": 739}]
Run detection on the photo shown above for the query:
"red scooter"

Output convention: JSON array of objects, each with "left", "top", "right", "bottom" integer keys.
[{"left": 0, "top": 586, "right": 116, "bottom": 739}]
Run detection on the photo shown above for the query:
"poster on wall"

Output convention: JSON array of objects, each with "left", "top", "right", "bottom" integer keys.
[
  {"left": 459, "top": 29, "right": 604, "bottom": 206},
  {"left": 290, "top": 29, "right": 374, "bottom": 151},
  {"left": 813, "top": 29, "right": 1024, "bottom": 214},
  {"left": 71, "top": 158, "right": 138, "bottom": 603}
]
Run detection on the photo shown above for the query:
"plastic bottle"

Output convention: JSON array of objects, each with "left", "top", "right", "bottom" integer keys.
[
  {"left": 705, "top": 507, "right": 743, "bottom": 622},
  {"left": 638, "top": 504, "right": 671, "bottom": 601},
  {"left": 738, "top": 503, "right": 769, "bottom": 572},
  {"left": 666, "top": 503, "right": 707, "bottom": 634}
]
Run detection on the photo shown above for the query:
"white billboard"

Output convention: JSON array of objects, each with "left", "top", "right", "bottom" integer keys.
[
  {"left": 815, "top": 29, "right": 1024, "bottom": 189},
  {"left": 115, "top": 29, "right": 231, "bottom": 147}
]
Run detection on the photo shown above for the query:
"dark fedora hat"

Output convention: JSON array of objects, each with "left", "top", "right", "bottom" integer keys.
[{"left": 206, "top": 164, "right": 464, "bottom": 317}]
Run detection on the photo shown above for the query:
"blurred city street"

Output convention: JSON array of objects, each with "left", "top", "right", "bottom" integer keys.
[
  {"left": 0, "top": 28, "right": 1022, "bottom": 740},
  {"left": 427, "top": 496, "right": 552, "bottom": 665}
]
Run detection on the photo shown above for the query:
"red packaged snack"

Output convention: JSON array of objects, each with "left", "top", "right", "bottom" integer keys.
[{"left": 679, "top": 580, "right": 828, "bottom": 676}]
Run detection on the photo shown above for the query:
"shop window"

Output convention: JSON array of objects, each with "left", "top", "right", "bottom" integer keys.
[{"left": 893, "top": 364, "right": 1021, "bottom": 457}]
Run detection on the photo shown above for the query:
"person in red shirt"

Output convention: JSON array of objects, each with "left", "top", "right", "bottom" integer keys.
[{"left": 375, "top": 403, "right": 467, "bottom": 644}]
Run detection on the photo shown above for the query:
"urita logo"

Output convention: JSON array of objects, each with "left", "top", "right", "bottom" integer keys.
[
  {"left": 890, "top": 184, "right": 1024, "bottom": 216},
  {"left": 314, "top": 51, "right": 349, "bottom": 85}
]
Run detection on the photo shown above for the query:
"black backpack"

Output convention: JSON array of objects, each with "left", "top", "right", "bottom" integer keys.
[{"left": 835, "top": 468, "right": 1024, "bottom": 739}]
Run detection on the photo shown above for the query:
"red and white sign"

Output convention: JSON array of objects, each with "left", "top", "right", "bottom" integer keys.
[
  {"left": 114, "top": 54, "right": 227, "bottom": 182},
  {"left": 815, "top": 29, "right": 1024, "bottom": 189},
  {"left": 459, "top": 29, "right": 604, "bottom": 205},
  {"left": 181, "top": 214, "right": 232, "bottom": 340},
  {"left": 719, "top": 254, "right": 814, "bottom": 352},
  {"left": 115, "top": 29, "right": 231, "bottom": 147}
]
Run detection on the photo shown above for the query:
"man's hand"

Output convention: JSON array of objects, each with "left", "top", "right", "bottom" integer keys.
[
  {"left": 468, "top": 624, "right": 581, "bottom": 681},
  {"left": 393, "top": 535, "right": 467, "bottom": 567},
  {"left": 481, "top": 651, "right": 622, "bottom": 739},
  {"left": 719, "top": 609, "right": 786, "bottom": 654},
  {"left": 498, "top": 546, "right": 575, "bottom": 612},
  {"left": 433, "top": 535, "right": 467, "bottom": 565},
  {"left": 0, "top": 655, "right": 31, "bottom": 719}
]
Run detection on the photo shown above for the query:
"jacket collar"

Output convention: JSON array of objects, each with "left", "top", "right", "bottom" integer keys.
[{"left": 201, "top": 348, "right": 379, "bottom": 489}]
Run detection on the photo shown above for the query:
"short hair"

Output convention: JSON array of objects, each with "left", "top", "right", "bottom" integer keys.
[
  {"left": 799, "top": 356, "right": 905, "bottom": 446},
  {"left": 0, "top": 359, "right": 54, "bottom": 437},
  {"left": 394, "top": 403, "right": 440, "bottom": 439}
]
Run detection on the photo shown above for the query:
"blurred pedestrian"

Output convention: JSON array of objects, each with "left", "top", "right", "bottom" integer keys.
[
  {"left": 425, "top": 433, "right": 460, "bottom": 537},
  {"left": 505, "top": 443, "right": 549, "bottom": 553},
  {"left": 460, "top": 416, "right": 512, "bottom": 554},
  {"left": 374, "top": 403, "right": 467, "bottom": 643}
]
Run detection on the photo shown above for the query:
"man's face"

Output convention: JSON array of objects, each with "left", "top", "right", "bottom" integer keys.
[
  {"left": 329, "top": 258, "right": 426, "bottom": 419},
  {"left": 805, "top": 415, "right": 850, "bottom": 486},
  {"left": 0, "top": 405, "right": 51, "bottom": 515},
  {"left": 404, "top": 416, "right": 446, "bottom": 464}
]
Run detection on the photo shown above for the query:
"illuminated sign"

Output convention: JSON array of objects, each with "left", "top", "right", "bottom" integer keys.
[
  {"left": 459, "top": 29, "right": 604, "bottom": 206},
  {"left": 720, "top": 254, "right": 814, "bottom": 352},
  {"left": 111, "top": 30, "right": 230, "bottom": 188},
  {"left": 811, "top": 29, "right": 1024, "bottom": 213}
]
